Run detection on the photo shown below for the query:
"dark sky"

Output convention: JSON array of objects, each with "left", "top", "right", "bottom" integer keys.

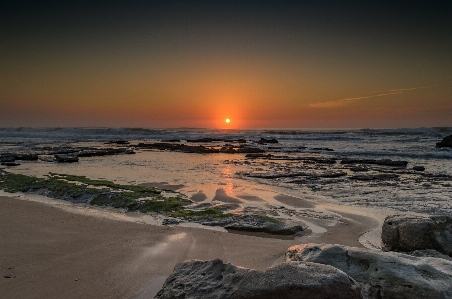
[{"left": 1, "top": 1, "right": 451, "bottom": 128}]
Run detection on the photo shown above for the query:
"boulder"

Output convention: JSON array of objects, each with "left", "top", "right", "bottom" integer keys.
[
  {"left": 155, "top": 259, "right": 362, "bottom": 299},
  {"left": 381, "top": 215, "right": 452, "bottom": 256},
  {"left": 286, "top": 243, "right": 452, "bottom": 299},
  {"left": 413, "top": 166, "right": 425, "bottom": 171},
  {"left": 436, "top": 135, "right": 452, "bottom": 148}
]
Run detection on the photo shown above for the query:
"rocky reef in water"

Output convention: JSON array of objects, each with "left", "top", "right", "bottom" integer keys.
[{"left": 0, "top": 170, "right": 306, "bottom": 236}]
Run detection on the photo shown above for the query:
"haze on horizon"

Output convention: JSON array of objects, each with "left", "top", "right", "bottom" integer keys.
[{"left": 1, "top": 1, "right": 451, "bottom": 129}]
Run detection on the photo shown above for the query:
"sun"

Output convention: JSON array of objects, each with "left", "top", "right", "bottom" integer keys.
[{"left": 225, "top": 118, "right": 231, "bottom": 123}]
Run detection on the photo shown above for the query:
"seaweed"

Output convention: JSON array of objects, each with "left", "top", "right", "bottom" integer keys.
[{"left": 0, "top": 170, "right": 283, "bottom": 225}]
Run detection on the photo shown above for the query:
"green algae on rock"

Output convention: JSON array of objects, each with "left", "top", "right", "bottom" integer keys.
[{"left": 0, "top": 169, "right": 306, "bottom": 235}]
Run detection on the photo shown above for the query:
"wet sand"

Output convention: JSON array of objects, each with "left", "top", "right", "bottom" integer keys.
[
  {"left": 0, "top": 193, "right": 382, "bottom": 299},
  {"left": 0, "top": 196, "right": 299, "bottom": 299}
]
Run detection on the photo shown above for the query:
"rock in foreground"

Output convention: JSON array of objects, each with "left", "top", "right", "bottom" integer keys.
[
  {"left": 381, "top": 215, "right": 452, "bottom": 256},
  {"left": 286, "top": 243, "right": 452, "bottom": 299},
  {"left": 156, "top": 259, "right": 362, "bottom": 299},
  {"left": 199, "top": 215, "right": 307, "bottom": 235}
]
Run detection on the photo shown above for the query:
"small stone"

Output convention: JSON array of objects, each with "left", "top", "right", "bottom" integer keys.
[
  {"left": 413, "top": 166, "right": 425, "bottom": 171},
  {"left": 4, "top": 275, "right": 12, "bottom": 278}
]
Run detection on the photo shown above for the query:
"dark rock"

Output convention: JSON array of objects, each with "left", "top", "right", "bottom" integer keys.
[
  {"left": 156, "top": 259, "right": 362, "bottom": 299},
  {"left": 12, "top": 154, "right": 38, "bottom": 161},
  {"left": 1, "top": 162, "right": 21, "bottom": 166},
  {"left": 187, "top": 138, "right": 224, "bottom": 143},
  {"left": 236, "top": 147, "right": 265, "bottom": 154},
  {"left": 236, "top": 138, "right": 247, "bottom": 143},
  {"left": 105, "top": 140, "right": 129, "bottom": 145},
  {"left": 341, "top": 158, "right": 408, "bottom": 167},
  {"left": 287, "top": 243, "right": 452, "bottom": 299},
  {"left": 162, "top": 139, "right": 181, "bottom": 142},
  {"left": 311, "top": 147, "right": 334, "bottom": 151},
  {"left": 317, "top": 171, "right": 347, "bottom": 178},
  {"left": 199, "top": 215, "right": 307, "bottom": 235},
  {"left": 220, "top": 146, "right": 236, "bottom": 154},
  {"left": 162, "top": 218, "right": 180, "bottom": 225},
  {"left": 0, "top": 156, "right": 15, "bottom": 162},
  {"left": 350, "top": 173, "right": 399, "bottom": 181},
  {"left": 245, "top": 153, "right": 273, "bottom": 159},
  {"left": 54, "top": 154, "right": 79, "bottom": 163},
  {"left": 381, "top": 215, "right": 452, "bottom": 256},
  {"left": 413, "top": 165, "right": 425, "bottom": 171},
  {"left": 257, "top": 138, "right": 278, "bottom": 144},
  {"left": 436, "top": 135, "right": 452, "bottom": 148}
]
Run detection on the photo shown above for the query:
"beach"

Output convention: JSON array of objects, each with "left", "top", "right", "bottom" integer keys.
[
  {"left": 0, "top": 128, "right": 451, "bottom": 298},
  {"left": 0, "top": 189, "right": 381, "bottom": 299}
]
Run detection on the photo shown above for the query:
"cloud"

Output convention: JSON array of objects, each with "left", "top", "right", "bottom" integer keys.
[{"left": 309, "top": 86, "right": 430, "bottom": 108}]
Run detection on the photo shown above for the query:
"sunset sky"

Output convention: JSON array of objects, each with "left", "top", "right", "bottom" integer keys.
[{"left": 1, "top": 1, "right": 451, "bottom": 129}]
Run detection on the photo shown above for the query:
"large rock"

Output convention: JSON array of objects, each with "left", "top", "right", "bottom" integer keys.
[
  {"left": 199, "top": 215, "right": 307, "bottom": 235},
  {"left": 436, "top": 135, "right": 452, "bottom": 148},
  {"left": 155, "top": 259, "right": 362, "bottom": 299},
  {"left": 381, "top": 215, "right": 452, "bottom": 256},
  {"left": 286, "top": 243, "right": 452, "bottom": 299}
]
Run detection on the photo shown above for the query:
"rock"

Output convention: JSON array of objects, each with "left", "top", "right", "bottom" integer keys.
[
  {"left": 199, "top": 215, "right": 307, "bottom": 235},
  {"left": 155, "top": 259, "right": 362, "bottom": 299},
  {"left": 257, "top": 138, "right": 278, "bottom": 144},
  {"left": 245, "top": 153, "right": 273, "bottom": 159},
  {"left": 413, "top": 165, "right": 425, "bottom": 171},
  {"left": 436, "top": 135, "right": 452, "bottom": 148},
  {"left": 162, "top": 218, "right": 180, "bottom": 225},
  {"left": 236, "top": 147, "right": 265, "bottom": 154},
  {"left": 54, "top": 154, "right": 79, "bottom": 163},
  {"left": 0, "top": 156, "right": 15, "bottom": 162},
  {"left": 341, "top": 158, "right": 408, "bottom": 167},
  {"left": 12, "top": 154, "right": 38, "bottom": 161},
  {"left": 381, "top": 215, "right": 452, "bottom": 256},
  {"left": 311, "top": 147, "right": 334, "bottom": 151},
  {"left": 350, "top": 173, "right": 399, "bottom": 181},
  {"left": 162, "top": 139, "right": 181, "bottom": 142},
  {"left": 105, "top": 140, "right": 129, "bottom": 145},
  {"left": 1, "top": 162, "right": 21, "bottom": 166},
  {"left": 286, "top": 243, "right": 452, "bottom": 299}
]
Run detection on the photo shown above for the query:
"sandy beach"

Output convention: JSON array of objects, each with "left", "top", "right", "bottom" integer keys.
[{"left": 0, "top": 192, "right": 380, "bottom": 299}]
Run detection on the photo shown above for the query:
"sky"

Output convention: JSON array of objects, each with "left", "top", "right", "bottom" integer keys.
[{"left": 1, "top": 0, "right": 451, "bottom": 129}]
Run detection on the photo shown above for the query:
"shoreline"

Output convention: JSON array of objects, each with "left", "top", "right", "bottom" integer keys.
[{"left": 0, "top": 192, "right": 381, "bottom": 298}]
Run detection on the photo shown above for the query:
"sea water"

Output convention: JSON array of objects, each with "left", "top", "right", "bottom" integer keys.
[{"left": 1, "top": 127, "right": 451, "bottom": 217}]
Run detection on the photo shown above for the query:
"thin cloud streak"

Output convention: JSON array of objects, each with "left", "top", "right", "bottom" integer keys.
[{"left": 309, "top": 86, "right": 431, "bottom": 108}]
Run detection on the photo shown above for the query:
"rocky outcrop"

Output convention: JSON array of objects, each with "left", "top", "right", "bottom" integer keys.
[
  {"left": 54, "top": 154, "right": 79, "bottom": 163},
  {"left": 381, "top": 215, "right": 452, "bottom": 256},
  {"left": 436, "top": 135, "right": 452, "bottom": 148},
  {"left": 257, "top": 138, "right": 278, "bottom": 144},
  {"left": 199, "top": 215, "right": 307, "bottom": 235},
  {"left": 0, "top": 156, "right": 15, "bottom": 162},
  {"left": 11, "top": 154, "right": 38, "bottom": 161},
  {"left": 286, "top": 243, "right": 452, "bottom": 299},
  {"left": 341, "top": 158, "right": 408, "bottom": 167},
  {"left": 1, "top": 162, "right": 21, "bottom": 166},
  {"left": 155, "top": 259, "right": 362, "bottom": 299}
]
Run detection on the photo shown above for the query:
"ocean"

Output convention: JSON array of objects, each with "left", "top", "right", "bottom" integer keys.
[{"left": 1, "top": 127, "right": 451, "bottom": 219}]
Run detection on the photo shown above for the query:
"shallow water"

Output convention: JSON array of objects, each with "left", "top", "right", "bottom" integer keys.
[{"left": 1, "top": 127, "right": 451, "bottom": 248}]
